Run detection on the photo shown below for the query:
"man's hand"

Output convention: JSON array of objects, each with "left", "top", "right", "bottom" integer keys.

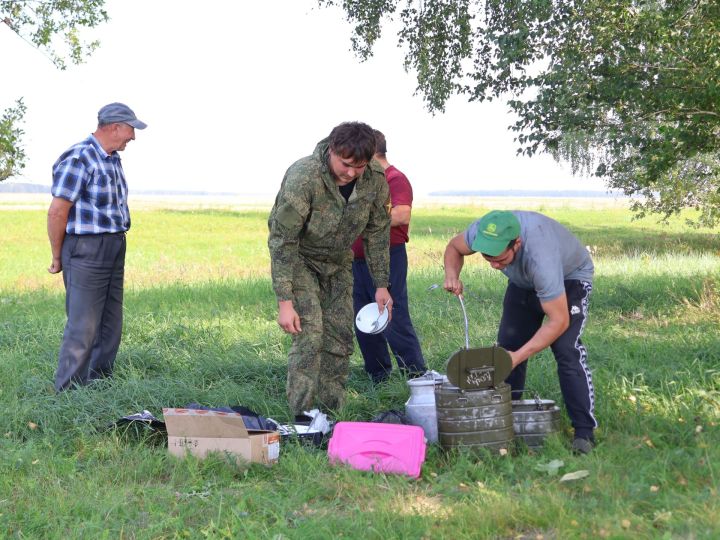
[
  {"left": 375, "top": 287, "right": 393, "bottom": 321},
  {"left": 508, "top": 350, "right": 525, "bottom": 369},
  {"left": 47, "top": 196, "right": 72, "bottom": 275},
  {"left": 443, "top": 233, "right": 473, "bottom": 296},
  {"left": 443, "top": 276, "right": 464, "bottom": 296},
  {"left": 277, "top": 300, "right": 302, "bottom": 335},
  {"left": 48, "top": 258, "right": 62, "bottom": 274}
]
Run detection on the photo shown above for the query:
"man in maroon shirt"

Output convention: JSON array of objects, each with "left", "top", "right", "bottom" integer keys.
[{"left": 351, "top": 130, "right": 427, "bottom": 383}]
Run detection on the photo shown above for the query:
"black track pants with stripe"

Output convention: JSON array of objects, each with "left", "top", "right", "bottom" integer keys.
[{"left": 499, "top": 280, "right": 597, "bottom": 439}]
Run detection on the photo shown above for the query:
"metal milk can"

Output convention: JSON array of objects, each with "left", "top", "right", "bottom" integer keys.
[{"left": 405, "top": 371, "right": 446, "bottom": 443}]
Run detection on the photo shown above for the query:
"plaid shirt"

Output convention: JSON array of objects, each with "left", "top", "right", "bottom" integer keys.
[{"left": 51, "top": 135, "right": 130, "bottom": 234}]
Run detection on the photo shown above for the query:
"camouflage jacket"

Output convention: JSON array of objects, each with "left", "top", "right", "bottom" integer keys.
[{"left": 268, "top": 138, "right": 391, "bottom": 302}]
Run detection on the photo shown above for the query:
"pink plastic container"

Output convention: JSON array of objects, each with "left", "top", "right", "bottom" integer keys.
[{"left": 327, "top": 421, "right": 426, "bottom": 478}]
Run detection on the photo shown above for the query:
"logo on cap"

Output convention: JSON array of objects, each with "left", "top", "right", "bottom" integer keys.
[{"left": 484, "top": 223, "right": 498, "bottom": 237}]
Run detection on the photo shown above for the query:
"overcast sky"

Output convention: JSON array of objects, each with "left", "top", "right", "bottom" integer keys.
[{"left": 1, "top": 0, "right": 606, "bottom": 196}]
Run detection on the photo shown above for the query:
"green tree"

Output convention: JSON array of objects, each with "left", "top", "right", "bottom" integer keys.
[
  {"left": 1, "top": 0, "right": 108, "bottom": 182},
  {"left": 0, "top": 99, "right": 26, "bottom": 182},
  {"left": 321, "top": 0, "right": 720, "bottom": 226}
]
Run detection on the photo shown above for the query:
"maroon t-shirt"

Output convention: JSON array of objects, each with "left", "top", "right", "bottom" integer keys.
[{"left": 352, "top": 165, "right": 413, "bottom": 259}]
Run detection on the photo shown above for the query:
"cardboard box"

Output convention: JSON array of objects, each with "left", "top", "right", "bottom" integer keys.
[{"left": 163, "top": 408, "right": 280, "bottom": 465}]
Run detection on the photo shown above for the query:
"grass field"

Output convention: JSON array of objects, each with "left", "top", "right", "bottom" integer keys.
[{"left": 0, "top": 199, "right": 718, "bottom": 539}]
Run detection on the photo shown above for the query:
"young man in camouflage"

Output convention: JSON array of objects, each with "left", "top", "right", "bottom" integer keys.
[{"left": 268, "top": 122, "right": 392, "bottom": 415}]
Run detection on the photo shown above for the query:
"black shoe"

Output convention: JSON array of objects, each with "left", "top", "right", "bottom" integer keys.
[
  {"left": 370, "top": 372, "right": 390, "bottom": 384},
  {"left": 405, "top": 369, "right": 427, "bottom": 380},
  {"left": 572, "top": 437, "right": 595, "bottom": 455}
]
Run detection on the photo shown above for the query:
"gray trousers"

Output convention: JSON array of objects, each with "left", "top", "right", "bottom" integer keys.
[{"left": 55, "top": 232, "right": 126, "bottom": 391}]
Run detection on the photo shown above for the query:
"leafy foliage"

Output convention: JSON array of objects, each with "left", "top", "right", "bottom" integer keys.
[
  {"left": 321, "top": 0, "right": 720, "bottom": 226},
  {"left": 2, "top": 0, "right": 108, "bottom": 69},
  {"left": 0, "top": 98, "right": 26, "bottom": 182},
  {"left": 1, "top": 0, "right": 108, "bottom": 182}
]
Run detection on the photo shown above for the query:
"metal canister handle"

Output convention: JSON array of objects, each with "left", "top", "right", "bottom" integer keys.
[
  {"left": 457, "top": 294, "right": 470, "bottom": 349},
  {"left": 533, "top": 392, "right": 543, "bottom": 410}
]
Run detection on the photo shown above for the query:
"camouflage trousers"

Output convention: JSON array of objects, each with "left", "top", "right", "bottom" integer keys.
[{"left": 286, "top": 261, "right": 354, "bottom": 415}]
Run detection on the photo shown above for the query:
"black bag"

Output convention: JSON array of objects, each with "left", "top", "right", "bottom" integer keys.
[
  {"left": 370, "top": 409, "right": 411, "bottom": 425},
  {"left": 184, "top": 403, "right": 279, "bottom": 431}
]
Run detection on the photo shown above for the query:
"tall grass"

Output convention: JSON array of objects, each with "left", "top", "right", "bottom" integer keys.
[{"left": 0, "top": 203, "right": 718, "bottom": 539}]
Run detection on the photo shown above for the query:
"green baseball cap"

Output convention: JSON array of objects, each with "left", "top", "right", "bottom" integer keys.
[{"left": 471, "top": 210, "right": 521, "bottom": 256}]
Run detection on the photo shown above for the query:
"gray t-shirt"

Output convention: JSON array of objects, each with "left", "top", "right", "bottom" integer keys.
[{"left": 464, "top": 211, "right": 594, "bottom": 301}]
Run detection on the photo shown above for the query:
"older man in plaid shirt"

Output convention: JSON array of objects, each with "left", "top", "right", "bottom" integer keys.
[{"left": 47, "top": 103, "right": 147, "bottom": 391}]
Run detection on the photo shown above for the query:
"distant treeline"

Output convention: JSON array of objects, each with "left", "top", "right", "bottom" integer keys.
[
  {"left": 0, "top": 182, "right": 50, "bottom": 193},
  {"left": 2, "top": 182, "right": 623, "bottom": 198},
  {"left": 0, "top": 182, "right": 236, "bottom": 196},
  {"left": 429, "top": 190, "right": 624, "bottom": 198}
]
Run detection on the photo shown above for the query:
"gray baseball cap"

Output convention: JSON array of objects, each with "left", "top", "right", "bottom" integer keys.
[{"left": 97, "top": 102, "right": 147, "bottom": 129}]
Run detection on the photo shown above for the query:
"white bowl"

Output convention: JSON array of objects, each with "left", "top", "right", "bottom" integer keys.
[{"left": 355, "top": 302, "right": 390, "bottom": 334}]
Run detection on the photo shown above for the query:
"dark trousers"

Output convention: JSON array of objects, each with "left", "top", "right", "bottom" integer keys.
[
  {"left": 499, "top": 280, "right": 597, "bottom": 439},
  {"left": 55, "top": 233, "right": 126, "bottom": 391},
  {"left": 352, "top": 243, "right": 426, "bottom": 382}
]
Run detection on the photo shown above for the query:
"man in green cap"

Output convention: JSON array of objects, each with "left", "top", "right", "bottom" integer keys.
[
  {"left": 443, "top": 210, "right": 596, "bottom": 454},
  {"left": 268, "top": 122, "right": 392, "bottom": 416}
]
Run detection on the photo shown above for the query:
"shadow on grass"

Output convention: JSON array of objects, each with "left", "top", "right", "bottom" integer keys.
[
  {"left": 1, "top": 270, "right": 718, "bottom": 446},
  {"left": 568, "top": 224, "right": 719, "bottom": 256},
  {"left": 411, "top": 212, "right": 719, "bottom": 256},
  {"left": 409, "top": 271, "right": 718, "bottom": 366}
]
